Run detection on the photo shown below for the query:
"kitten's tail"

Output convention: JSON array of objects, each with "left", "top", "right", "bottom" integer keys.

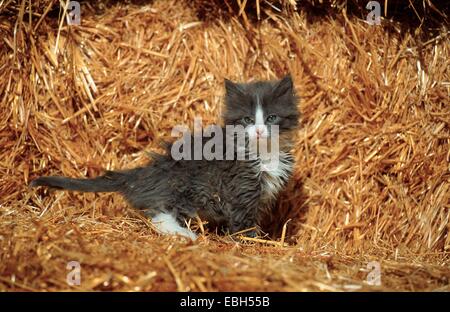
[{"left": 30, "top": 171, "right": 127, "bottom": 192}]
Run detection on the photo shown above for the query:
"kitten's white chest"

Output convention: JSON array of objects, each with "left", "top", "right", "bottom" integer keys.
[{"left": 258, "top": 152, "right": 293, "bottom": 204}]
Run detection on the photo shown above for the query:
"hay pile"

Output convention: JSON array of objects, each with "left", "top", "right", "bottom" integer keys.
[{"left": 0, "top": 0, "right": 449, "bottom": 291}]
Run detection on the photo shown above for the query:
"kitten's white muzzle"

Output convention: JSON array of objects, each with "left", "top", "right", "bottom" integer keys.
[{"left": 246, "top": 125, "right": 269, "bottom": 139}]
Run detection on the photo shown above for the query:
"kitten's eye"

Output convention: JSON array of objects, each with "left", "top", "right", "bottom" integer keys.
[
  {"left": 243, "top": 116, "right": 254, "bottom": 124},
  {"left": 266, "top": 114, "right": 278, "bottom": 123}
]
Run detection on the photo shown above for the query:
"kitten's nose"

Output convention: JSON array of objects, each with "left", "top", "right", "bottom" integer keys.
[{"left": 256, "top": 127, "right": 266, "bottom": 138}]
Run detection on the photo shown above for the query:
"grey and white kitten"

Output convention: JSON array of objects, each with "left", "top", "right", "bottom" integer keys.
[{"left": 30, "top": 75, "right": 300, "bottom": 240}]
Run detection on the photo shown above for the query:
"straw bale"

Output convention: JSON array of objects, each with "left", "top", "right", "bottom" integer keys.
[{"left": 0, "top": 0, "right": 448, "bottom": 291}]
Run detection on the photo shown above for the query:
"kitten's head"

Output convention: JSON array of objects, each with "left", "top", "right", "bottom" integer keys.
[{"left": 223, "top": 75, "right": 299, "bottom": 143}]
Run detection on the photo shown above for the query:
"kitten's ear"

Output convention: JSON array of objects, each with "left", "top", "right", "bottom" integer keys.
[
  {"left": 224, "top": 79, "right": 245, "bottom": 97},
  {"left": 272, "top": 74, "right": 294, "bottom": 98}
]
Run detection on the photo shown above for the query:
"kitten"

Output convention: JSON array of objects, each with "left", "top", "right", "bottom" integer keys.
[
  {"left": 223, "top": 75, "right": 299, "bottom": 219},
  {"left": 30, "top": 75, "right": 300, "bottom": 240}
]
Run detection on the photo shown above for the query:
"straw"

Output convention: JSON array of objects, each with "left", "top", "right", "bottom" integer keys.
[{"left": 0, "top": 0, "right": 448, "bottom": 291}]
